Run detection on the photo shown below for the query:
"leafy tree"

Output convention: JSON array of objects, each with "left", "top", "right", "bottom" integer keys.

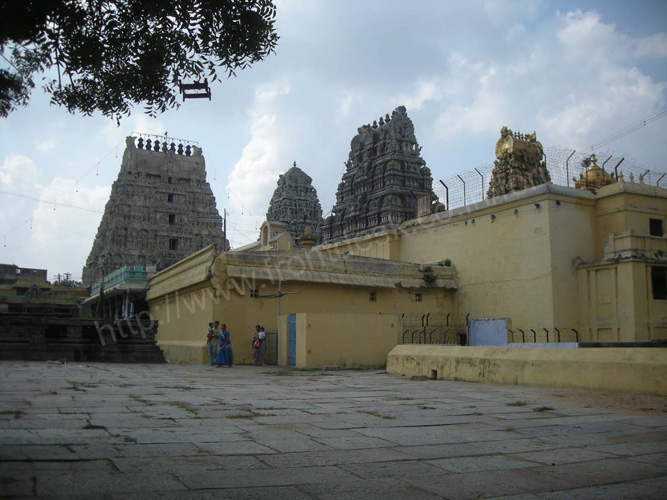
[{"left": 0, "top": 0, "right": 278, "bottom": 121}]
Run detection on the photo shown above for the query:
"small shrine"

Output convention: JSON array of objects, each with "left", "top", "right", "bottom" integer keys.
[
  {"left": 574, "top": 154, "right": 616, "bottom": 191},
  {"left": 487, "top": 127, "right": 551, "bottom": 198}
]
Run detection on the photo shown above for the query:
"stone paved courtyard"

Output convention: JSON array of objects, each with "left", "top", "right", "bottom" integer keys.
[{"left": 1, "top": 361, "right": 666, "bottom": 499}]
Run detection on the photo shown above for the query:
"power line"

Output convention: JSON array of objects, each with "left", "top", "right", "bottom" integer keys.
[
  {"left": 0, "top": 139, "right": 121, "bottom": 239},
  {"left": 0, "top": 191, "right": 103, "bottom": 214},
  {"left": 589, "top": 108, "right": 667, "bottom": 151}
]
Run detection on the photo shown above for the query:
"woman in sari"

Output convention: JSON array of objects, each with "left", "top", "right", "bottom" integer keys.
[{"left": 214, "top": 323, "right": 233, "bottom": 367}]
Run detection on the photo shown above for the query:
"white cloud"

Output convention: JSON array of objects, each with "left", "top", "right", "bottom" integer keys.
[
  {"left": 0, "top": 153, "right": 110, "bottom": 279},
  {"left": 391, "top": 7, "right": 667, "bottom": 160},
  {"left": 97, "top": 114, "right": 167, "bottom": 148},
  {"left": 226, "top": 82, "right": 291, "bottom": 245},
  {"left": 24, "top": 178, "right": 110, "bottom": 278},
  {"left": 337, "top": 93, "right": 360, "bottom": 119},
  {"left": 256, "top": 83, "right": 290, "bottom": 104},
  {"left": 35, "top": 140, "right": 57, "bottom": 153},
  {"left": 0, "top": 154, "right": 40, "bottom": 191},
  {"left": 433, "top": 58, "right": 508, "bottom": 137},
  {"left": 399, "top": 80, "right": 439, "bottom": 110},
  {"left": 634, "top": 33, "right": 667, "bottom": 59}
]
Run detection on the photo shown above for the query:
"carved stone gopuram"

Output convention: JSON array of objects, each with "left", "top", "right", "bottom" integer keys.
[
  {"left": 266, "top": 162, "right": 323, "bottom": 242},
  {"left": 487, "top": 127, "right": 551, "bottom": 198},
  {"left": 322, "top": 106, "right": 436, "bottom": 243},
  {"left": 81, "top": 136, "right": 225, "bottom": 285}
]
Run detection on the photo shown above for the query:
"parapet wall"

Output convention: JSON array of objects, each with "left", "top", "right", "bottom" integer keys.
[{"left": 386, "top": 345, "right": 667, "bottom": 395}]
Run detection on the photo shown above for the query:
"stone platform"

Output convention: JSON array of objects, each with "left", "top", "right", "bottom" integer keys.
[
  {"left": 0, "top": 317, "right": 165, "bottom": 363},
  {"left": 387, "top": 345, "right": 667, "bottom": 396},
  {"left": 1, "top": 362, "right": 666, "bottom": 499}
]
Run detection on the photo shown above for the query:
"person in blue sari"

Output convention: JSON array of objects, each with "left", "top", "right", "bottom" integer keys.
[{"left": 214, "top": 323, "right": 233, "bottom": 367}]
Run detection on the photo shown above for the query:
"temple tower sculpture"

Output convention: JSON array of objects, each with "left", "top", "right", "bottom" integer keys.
[
  {"left": 321, "top": 106, "right": 435, "bottom": 243},
  {"left": 266, "top": 162, "right": 323, "bottom": 242},
  {"left": 486, "top": 127, "right": 551, "bottom": 198},
  {"left": 81, "top": 136, "right": 225, "bottom": 285},
  {"left": 573, "top": 154, "right": 616, "bottom": 191}
]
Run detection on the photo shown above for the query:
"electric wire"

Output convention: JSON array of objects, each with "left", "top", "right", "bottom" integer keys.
[{"left": 588, "top": 109, "right": 667, "bottom": 151}]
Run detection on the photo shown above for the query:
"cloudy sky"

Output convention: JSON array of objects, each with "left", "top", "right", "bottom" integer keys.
[{"left": 1, "top": 0, "right": 666, "bottom": 281}]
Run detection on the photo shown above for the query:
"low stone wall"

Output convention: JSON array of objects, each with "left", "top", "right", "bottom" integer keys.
[
  {"left": 386, "top": 345, "right": 667, "bottom": 395},
  {"left": 157, "top": 341, "right": 208, "bottom": 365}
]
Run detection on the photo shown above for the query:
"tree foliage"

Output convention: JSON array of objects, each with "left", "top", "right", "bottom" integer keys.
[{"left": 0, "top": 0, "right": 279, "bottom": 121}]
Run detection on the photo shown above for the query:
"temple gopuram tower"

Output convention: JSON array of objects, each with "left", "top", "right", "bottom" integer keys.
[
  {"left": 486, "top": 127, "right": 551, "bottom": 198},
  {"left": 322, "top": 106, "right": 436, "bottom": 243},
  {"left": 266, "top": 162, "right": 323, "bottom": 241},
  {"left": 573, "top": 153, "right": 616, "bottom": 191},
  {"left": 81, "top": 136, "right": 225, "bottom": 285}
]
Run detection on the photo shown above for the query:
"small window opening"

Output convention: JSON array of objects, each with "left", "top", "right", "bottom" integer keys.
[
  {"left": 369, "top": 291, "right": 376, "bottom": 302},
  {"left": 167, "top": 194, "right": 174, "bottom": 203},
  {"left": 430, "top": 369, "right": 438, "bottom": 380},
  {"left": 414, "top": 293, "right": 423, "bottom": 302},
  {"left": 651, "top": 266, "right": 667, "bottom": 300},
  {"left": 650, "top": 218, "right": 664, "bottom": 237},
  {"left": 169, "top": 238, "right": 178, "bottom": 251},
  {"left": 169, "top": 214, "right": 176, "bottom": 225},
  {"left": 250, "top": 289, "right": 259, "bottom": 298},
  {"left": 168, "top": 177, "right": 173, "bottom": 184}
]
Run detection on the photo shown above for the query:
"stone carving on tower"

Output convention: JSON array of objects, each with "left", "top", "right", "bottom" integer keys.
[
  {"left": 266, "top": 162, "right": 323, "bottom": 242},
  {"left": 81, "top": 135, "right": 225, "bottom": 285},
  {"left": 321, "top": 106, "right": 436, "bottom": 243},
  {"left": 486, "top": 127, "right": 551, "bottom": 198}
]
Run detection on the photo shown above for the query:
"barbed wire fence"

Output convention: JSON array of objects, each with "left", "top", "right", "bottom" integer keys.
[{"left": 433, "top": 146, "right": 665, "bottom": 210}]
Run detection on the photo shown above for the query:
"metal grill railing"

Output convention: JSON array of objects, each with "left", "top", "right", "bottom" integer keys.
[
  {"left": 434, "top": 146, "right": 665, "bottom": 211},
  {"left": 508, "top": 328, "right": 579, "bottom": 344},
  {"left": 400, "top": 313, "right": 467, "bottom": 345}
]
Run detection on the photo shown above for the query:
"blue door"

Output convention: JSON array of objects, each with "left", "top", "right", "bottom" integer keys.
[{"left": 288, "top": 314, "right": 296, "bottom": 366}]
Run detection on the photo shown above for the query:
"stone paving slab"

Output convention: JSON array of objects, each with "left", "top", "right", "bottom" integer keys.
[
  {"left": 536, "top": 481, "right": 666, "bottom": 499},
  {"left": 1, "top": 361, "right": 666, "bottom": 499}
]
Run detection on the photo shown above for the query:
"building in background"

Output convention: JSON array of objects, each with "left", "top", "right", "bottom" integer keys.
[{"left": 105, "top": 113, "right": 667, "bottom": 367}]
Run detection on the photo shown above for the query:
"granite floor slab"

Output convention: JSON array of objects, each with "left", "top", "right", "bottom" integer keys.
[{"left": 0, "top": 361, "right": 665, "bottom": 499}]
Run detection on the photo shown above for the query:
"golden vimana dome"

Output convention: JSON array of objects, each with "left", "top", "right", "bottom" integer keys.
[{"left": 574, "top": 154, "right": 616, "bottom": 191}]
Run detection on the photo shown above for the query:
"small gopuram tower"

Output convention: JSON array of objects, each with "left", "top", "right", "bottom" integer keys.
[
  {"left": 487, "top": 127, "right": 551, "bottom": 198},
  {"left": 321, "top": 106, "right": 434, "bottom": 243},
  {"left": 573, "top": 154, "right": 616, "bottom": 191},
  {"left": 81, "top": 135, "right": 224, "bottom": 285},
  {"left": 266, "top": 162, "right": 323, "bottom": 241}
]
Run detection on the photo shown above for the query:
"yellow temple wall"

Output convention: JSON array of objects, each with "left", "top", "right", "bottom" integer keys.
[
  {"left": 547, "top": 198, "right": 596, "bottom": 332},
  {"left": 395, "top": 191, "right": 597, "bottom": 332},
  {"left": 147, "top": 182, "right": 666, "bottom": 366},
  {"left": 594, "top": 182, "right": 667, "bottom": 259},
  {"left": 291, "top": 312, "right": 401, "bottom": 368},
  {"left": 319, "top": 183, "right": 667, "bottom": 342},
  {"left": 319, "top": 231, "right": 401, "bottom": 260},
  {"left": 148, "top": 269, "right": 455, "bottom": 365},
  {"left": 577, "top": 260, "right": 667, "bottom": 342}
]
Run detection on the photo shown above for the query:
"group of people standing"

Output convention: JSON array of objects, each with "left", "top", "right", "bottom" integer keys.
[
  {"left": 207, "top": 321, "right": 233, "bottom": 367},
  {"left": 206, "top": 322, "right": 269, "bottom": 367},
  {"left": 251, "top": 324, "right": 267, "bottom": 366}
]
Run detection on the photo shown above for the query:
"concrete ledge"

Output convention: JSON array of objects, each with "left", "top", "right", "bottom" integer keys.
[
  {"left": 157, "top": 341, "right": 207, "bottom": 365},
  {"left": 386, "top": 345, "right": 667, "bottom": 395}
]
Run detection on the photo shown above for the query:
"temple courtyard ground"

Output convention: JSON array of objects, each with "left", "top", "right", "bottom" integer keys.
[{"left": 1, "top": 361, "right": 666, "bottom": 499}]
